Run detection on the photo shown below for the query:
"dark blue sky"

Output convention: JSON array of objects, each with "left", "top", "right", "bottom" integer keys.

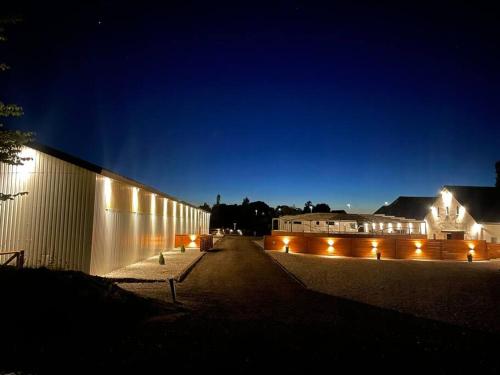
[{"left": 3, "top": 1, "right": 500, "bottom": 212}]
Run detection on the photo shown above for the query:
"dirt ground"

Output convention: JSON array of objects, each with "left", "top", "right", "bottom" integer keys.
[{"left": 268, "top": 251, "right": 500, "bottom": 332}]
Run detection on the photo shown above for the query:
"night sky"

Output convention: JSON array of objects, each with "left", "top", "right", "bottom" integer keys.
[{"left": 2, "top": 1, "right": 499, "bottom": 212}]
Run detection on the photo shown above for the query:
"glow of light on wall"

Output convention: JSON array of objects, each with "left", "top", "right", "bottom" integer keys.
[
  {"left": 364, "top": 223, "right": 369, "bottom": 232},
  {"left": 430, "top": 206, "right": 437, "bottom": 217},
  {"left": 163, "top": 198, "right": 168, "bottom": 217},
  {"left": 409, "top": 222, "right": 413, "bottom": 234},
  {"left": 372, "top": 223, "right": 376, "bottom": 229},
  {"left": 441, "top": 190, "right": 452, "bottom": 207},
  {"left": 472, "top": 223, "right": 482, "bottom": 235},
  {"left": 190, "top": 234, "right": 197, "bottom": 241},
  {"left": 415, "top": 241, "right": 422, "bottom": 254},
  {"left": 420, "top": 222, "right": 426, "bottom": 234},
  {"left": 151, "top": 193, "right": 156, "bottom": 214},
  {"left": 16, "top": 148, "right": 36, "bottom": 181},
  {"left": 458, "top": 206, "right": 466, "bottom": 221},
  {"left": 132, "top": 187, "right": 139, "bottom": 213},
  {"left": 104, "top": 177, "right": 112, "bottom": 209},
  {"left": 379, "top": 223, "right": 384, "bottom": 230},
  {"left": 371, "top": 241, "right": 378, "bottom": 253},
  {"left": 468, "top": 243, "right": 475, "bottom": 250},
  {"left": 327, "top": 246, "right": 334, "bottom": 253},
  {"left": 388, "top": 223, "right": 393, "bottom": 233},
  {"left": 283, "top": 238, "right": 290, "bottom": 245},
  {"left": 397, "top": 222, "right": 402, "bottom": 229}
]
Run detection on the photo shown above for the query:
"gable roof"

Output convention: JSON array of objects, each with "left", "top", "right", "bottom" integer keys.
[
  {"left": 444, "top": 186, "right": 500, "bottom": 223},
  {"left": 374, "top": 196, "right": 435, "bottom": 220}
]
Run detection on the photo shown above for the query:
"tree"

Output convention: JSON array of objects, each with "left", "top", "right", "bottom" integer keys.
[
  {"left": 303, "top": 201, "right": 313, "bottom": 213},
  {"left": 242, "top": 197, "right": 250, "bottom": 205},
  {"left": 0, "top": 17, "right": 33, "bottom": 202},
  {"left": 216, "top": 194, "right": 221, "bottom": 205},
  {"left": 313, "top": 203, "right": 331, "bottom": 213},
  {"left": 496, "top": 161, "right": 500, "bottom": 188},
  {"left": 199, "top": 202, "right": 211, "bottom": 212}
]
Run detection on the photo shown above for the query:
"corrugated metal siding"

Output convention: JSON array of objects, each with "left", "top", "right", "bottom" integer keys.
[
  {"left": 0, "top": 147, "right": 96, "bottom": 272},
  {"left": 90, "top": 176, "right": 203, "bottom": 275}
]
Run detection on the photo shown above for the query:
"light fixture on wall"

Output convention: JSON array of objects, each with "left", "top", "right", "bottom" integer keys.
[
  {"left": 104, "top": 177, "right": 112, "bottom": 209},
  {"left": 327, "top": 239, "right": 334, "bottom": 253},
  {"left": 415, "top": 241, "right": 422, "bottom": 254}
]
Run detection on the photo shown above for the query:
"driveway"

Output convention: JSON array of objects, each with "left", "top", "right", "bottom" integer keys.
[{"left": 126, "top": 236, "right": 499, "bottom": 373}]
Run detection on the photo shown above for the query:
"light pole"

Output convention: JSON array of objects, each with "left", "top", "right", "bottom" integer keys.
[{"left": 346, "top": 203, "right": 351, "bottom": 211}]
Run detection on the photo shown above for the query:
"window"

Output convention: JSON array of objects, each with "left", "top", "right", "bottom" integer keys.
[
  {"left": 350, "top": 223, "right": 356, "bottom": 230},
  {"left": 492, "top": 237, "right": 497, "bottom": 244},
  {"left": 327, "top": 221, "right": 336, "bottom": 225},
  {"left": 456, "top": 206, "right": 460, "bottom": 216},
  {"left": 316, "top": 221, "right": 320, "bottom": 225},
  {"left": 293, "top": 221, "right": 301, "bottom": 225},
  {"left": 437, "top": 207, "right": 440, "bottom": 217}
]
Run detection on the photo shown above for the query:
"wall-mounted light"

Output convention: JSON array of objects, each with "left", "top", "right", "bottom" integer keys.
[
  {"left": 441, "top": 190, "right": 453, "bottom": 207},
  {"left": 132, "top": 187, "right": 139, "bottom": 213},
  {"left": 327, "top": 239, "right": 334, "bottom": 246},
  {"left": 104, "top": 177, "right": 112, "bottom": 209},
  {"left": 371, "top": 241, "right": 378, "bottom": 253},
  {"left": 415, "top": 241, "right": 422, "bottom": 254}
]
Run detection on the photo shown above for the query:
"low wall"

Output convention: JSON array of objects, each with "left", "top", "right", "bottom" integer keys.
[
  {"left": 264, "top": 234, "right": 489, "bottom": 261},
  {"left": 488, "top": 243, "right": 500, "bottom": 259},
  {"left": 175, "top": 234, "right": 201, "bottom": 248}
]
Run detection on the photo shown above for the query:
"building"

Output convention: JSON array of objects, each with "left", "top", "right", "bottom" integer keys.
[
  {"left": 0, "top": 143, "right": 210, "bottom": 275},
  {"left": 377, "top": 187, "right": 500, "bottom": 242},
  {"left": 272, "top": 212, "right": 426, "bottom": 236}
]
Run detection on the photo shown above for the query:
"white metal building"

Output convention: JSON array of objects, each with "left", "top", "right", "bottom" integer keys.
[
  {"left": 273, "top": 212, "right": 426, "bottom": 235},
  {"left": 0, "top": 144, "right": 210, "bottom": 275}
]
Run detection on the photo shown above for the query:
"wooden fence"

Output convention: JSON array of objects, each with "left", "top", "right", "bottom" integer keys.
[
  {"left": 0, "top": 251, "right": 25, "bottom": 268},
  {"left": 264, "top": 235, "right": 490, "bottom": 261}
]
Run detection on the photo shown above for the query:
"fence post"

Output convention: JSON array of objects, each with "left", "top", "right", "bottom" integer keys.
[
  {"left": 168, "top": 278, "right": 176, "bottom": 303},
  {"left": 18, "top": 250, "right": 25, "bottom": 269}
]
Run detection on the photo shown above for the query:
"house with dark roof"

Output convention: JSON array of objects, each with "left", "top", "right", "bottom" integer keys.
[
  {"left": 374, "top": 196, "right": 435, "bottom": 220},
  {"left": 425, "top": 186, "right": 500, "bottom": 242},
  {"left": 376, "top": 186, "right": 500, "bottom": 242}
]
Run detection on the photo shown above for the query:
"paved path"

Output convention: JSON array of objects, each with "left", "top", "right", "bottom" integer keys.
[{"left": 128, "top": 236, "right": 499, "bottom": 373}]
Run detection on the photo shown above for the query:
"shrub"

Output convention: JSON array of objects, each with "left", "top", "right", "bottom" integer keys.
[
  {"left": 180, "top": 245, "right": 185, "bottom": 253},
  {"left": 159, "top": 252, "right": 165, "bottom": 265}
]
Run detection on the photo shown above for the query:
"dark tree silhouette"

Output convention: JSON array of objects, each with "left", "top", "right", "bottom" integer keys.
[
  {"left": 496, "top": 161, "right": 500, "bottom": 188},
  {"left": 313, "top": 203, "right": 331, "bottom": 213},
  {"left": 303, "top": 201, "right": 313, "bottom": 213}
]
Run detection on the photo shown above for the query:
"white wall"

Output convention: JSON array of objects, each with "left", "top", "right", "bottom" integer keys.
[
  {"left": 425, "top": 189, "right": 480, "bottom": 240},
  {"left": 90, "top": 175, "right": 208, "bottom": 275},
  {"left": 0, "top": 147, "right": 96, "bottom": 272}
]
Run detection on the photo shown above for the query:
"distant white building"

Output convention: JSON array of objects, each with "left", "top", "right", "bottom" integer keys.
[{"left": 273, "top": 212, "right": 426, "bottom": 235}]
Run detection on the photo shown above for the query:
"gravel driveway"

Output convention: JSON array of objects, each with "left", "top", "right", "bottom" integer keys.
[{"left": 268, "top": 251, "right": 500, "bottom": 332}]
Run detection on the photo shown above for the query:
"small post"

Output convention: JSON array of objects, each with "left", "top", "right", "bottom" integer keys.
[
  {"left": 285, "top": 245, "right": 289, "bottom": 253},
  {"left": 18, "top": 250, "right": 25, "bottom": 269},
  {"left": 168, "top": 278, "right": 176, "bottom": 303}
]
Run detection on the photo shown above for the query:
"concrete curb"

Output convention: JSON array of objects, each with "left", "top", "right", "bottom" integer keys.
[
  {"left": 262, "top": 250, "right": 307, "bottom": 289},
  {"left": 174, "top": 252, "right": 206, "bottom": 282}
]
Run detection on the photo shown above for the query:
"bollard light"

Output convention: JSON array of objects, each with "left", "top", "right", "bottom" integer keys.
[{"left": 283, "top": 238, "right": 290, "bottom": 253}]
